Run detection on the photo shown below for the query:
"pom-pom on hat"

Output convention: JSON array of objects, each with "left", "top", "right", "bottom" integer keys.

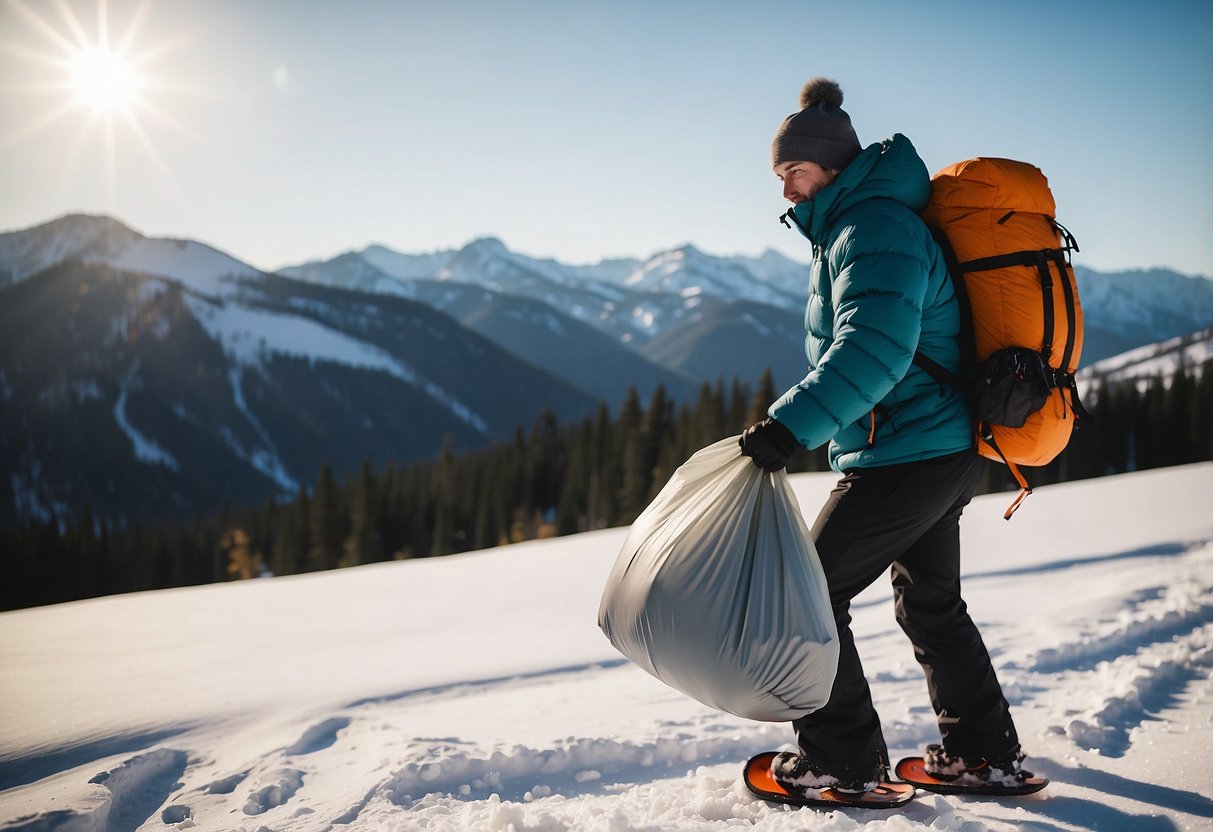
[{"left": 771, "top": 77, "right": 861, "bottom": 170}]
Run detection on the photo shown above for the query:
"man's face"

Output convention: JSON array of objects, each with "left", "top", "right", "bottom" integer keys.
[{"left": 774, "top": 160, "right": 839, "bottom": 204}]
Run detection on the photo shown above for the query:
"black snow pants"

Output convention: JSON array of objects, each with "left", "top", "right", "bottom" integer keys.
[{"left": 792, "top": 448, "right": 1020, "bottom": 781}]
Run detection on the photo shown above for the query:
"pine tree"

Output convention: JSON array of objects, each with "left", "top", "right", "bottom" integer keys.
[
  {"left": 71, "top": 504, "right": 100, "bottom": 600},
  {"left": 430, "top": 435, "right": 456, "bottom": 556},
  {"left": 589, "top": 401, "right": 616, "bottom": 529},
  {"left": 675, "top": 402, "right": 694, "bottom": 463},
  {"left": 163, "top": 521, "right": 189, "bottom": 589},
  {"left": 1196, "top": 360, "right": 1213, "bottom": 462},
  {"left": 747, "top": 369, "right": 777, "bottom": 426},
  {"left": 490, "top": 446, "right": 514, "bottom": 545},
  {"left": 272, "top": 489, "right": 308, "bottom": 576},
  {"left": 128, "top": 522, "right": 150, "bottom": 592},
  {"left": 641, "top": 385, "right": 675, "bottom": 502},
  {"left": 557, "top": 417, "right": 592, "bottom": 535},
  {"left": 691, "top": 380, "right": 726, "bottom": 449},
  {"left": 728, "top": 377, "right": 751, "bottom": 435},
  {"left": 615, "top": 388, "right": 647, "bottom": 522},
  {"left": 527, "top": 408, "right": 565, "bottom": 520},
  {"left": 342, "top": 459, "right": 382, "bottom": 567},
  {"left": 471, "top": 457, "right": 496, "bottom": 549},
  {"left": 1165, "top": 363, "right": 1194, "bottom": 467},
  {"left": 308, "top": 463, "right": 343, "bottom": 572}
]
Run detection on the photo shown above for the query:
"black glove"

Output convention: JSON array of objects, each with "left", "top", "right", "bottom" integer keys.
[{"left": 738, "top": 417, "right": 800, "bottom": 473}]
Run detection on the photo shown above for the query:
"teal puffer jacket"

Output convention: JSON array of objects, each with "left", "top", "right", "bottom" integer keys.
[{"left": 769, "top": 133, "right": 973, "bottom": 471}]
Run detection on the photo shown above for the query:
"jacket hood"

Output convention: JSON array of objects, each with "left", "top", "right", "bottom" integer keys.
[{"left": 785, "top": 133, "right": 931, "bottom": 245}]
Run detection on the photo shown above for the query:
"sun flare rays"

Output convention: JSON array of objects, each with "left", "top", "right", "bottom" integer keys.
[{"left": 1, "top": 0, "right": 190, "bottom": 204}]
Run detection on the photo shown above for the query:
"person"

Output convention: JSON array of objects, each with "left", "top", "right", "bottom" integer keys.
[{"left": 738, "top": 77, "right": 1033, "bottom": 795}]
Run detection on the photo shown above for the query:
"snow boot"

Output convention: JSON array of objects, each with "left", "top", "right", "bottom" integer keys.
[
  {"left": 769, "top": 751, "right": 883, "bottom": 795},
  {"left": 921, "top": 744, "right": 1034, "bottom": 788}
]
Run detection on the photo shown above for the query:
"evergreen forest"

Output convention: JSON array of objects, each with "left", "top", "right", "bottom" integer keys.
[{"left": 4, "top": 361, "right": 1211, "bottom": 612}]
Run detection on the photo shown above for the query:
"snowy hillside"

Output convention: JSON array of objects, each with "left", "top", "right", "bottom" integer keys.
[
  {"left": 0, "top": 259, "right": 600, "bottom": 526},
  {"left": 2, "top": 463, "right": 1210, "bottom": 831},
  {"left": 0, "top": 214, "right": 259, "bottom": 298},
  {"left": 1077, "top": 327, "right": 1212, "bottom": 395}
]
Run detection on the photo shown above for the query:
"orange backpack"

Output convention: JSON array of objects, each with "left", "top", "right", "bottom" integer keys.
[{"left": 918, "top": 158, "right": 1089, "bottom": 518}]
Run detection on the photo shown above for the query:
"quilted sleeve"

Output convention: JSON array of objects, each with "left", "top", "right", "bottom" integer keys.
[{"left": 769, "top": 209, "right": 929, "bottom": 450}]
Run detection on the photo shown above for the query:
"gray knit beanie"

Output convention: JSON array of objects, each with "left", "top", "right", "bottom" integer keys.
[{"left": 771, "top": 78, "right": 861, "bottom": 170}]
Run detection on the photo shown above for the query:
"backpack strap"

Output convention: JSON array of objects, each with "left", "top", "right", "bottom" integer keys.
[
  {"left": 1055, "top": 371, "right": 1095, "bottom": 427},
  {"left": 1053, "top": 249, "right": 1079, "bottom": 374},
  {"left": 979, "top": 421, "right": 1033, "bottom": 520},
  {"left": 911, "top": 350, "right": 963, "bottom": 391},
  {"left": 913, "top": 225, "right": 974, "bottom": 392}
]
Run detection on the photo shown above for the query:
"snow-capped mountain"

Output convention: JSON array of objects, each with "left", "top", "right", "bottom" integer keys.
[
  {"left": 281, "top": 237, "right": 810, "bottom": 354},
  {"left": 286, "top": 235, "right": 805, "bottom": 390},
  {"left": 639, "top": 299, "right": 807, "bottom": 388},
  {"left": 282, "top": 237, "right": 1213, "bottom": 371},
  {"left": 567, "top": 254, "right": 643, "bottom": 285},
  {"left": 360, "top": 243, "right": 456, "bottom": 282},
  {"left": 276, "top": 251, "right": 416, "bottom": 299},
  {"left": 729, "top": 247, "right": 813, "bottom": 297},
  {"left": 0, "top": 214, "right": 258, "bottom": 298},
  {"left": 1075, "top": 266, "right": 1213, "bottom": 364},
  {"left": 0, "top": 214, "right": 140, "bottom": 285},
  {"left": 0, "top": 217, "right": 603, "bottom": 527},
  {"left": 402, "top": 279, "right": 700, "bottom": 406},
  {"left": 622, "top": 244, "right": 801, "bottom": 310}
]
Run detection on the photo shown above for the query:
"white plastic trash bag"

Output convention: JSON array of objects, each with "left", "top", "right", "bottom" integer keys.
[{"left": 598, "top": 435, "right": 839, "bottom": 722}]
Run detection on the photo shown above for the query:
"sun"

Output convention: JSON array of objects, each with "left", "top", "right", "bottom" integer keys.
[
  {"left": 67, "top": 43, "right": 143, "bottom": 113},
  {"left": 2, "top": 0, "right": 193, "bottom": 202}
]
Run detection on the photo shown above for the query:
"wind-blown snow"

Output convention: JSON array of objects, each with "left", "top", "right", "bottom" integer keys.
[{"left": 1, "top": 464, "right": 1211, "bottom": 831}]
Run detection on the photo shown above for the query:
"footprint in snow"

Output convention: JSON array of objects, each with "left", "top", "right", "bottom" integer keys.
[
  {"left": 88, "top": 749, "right": 189, "bottom": 832},
  {"left": 205, "top": 769, "right": 250, "bottom": 794},
  {"left": 285, "top": 717, "right": 351, "bottom": 756},
  {"left": 243, "top": 768, "right": 306, "bottom": 816},
  {"left": 161, "top": 804, "right": 192, "bottom": 824}
]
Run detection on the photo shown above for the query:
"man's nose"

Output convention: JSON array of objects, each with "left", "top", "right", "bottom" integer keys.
[{"left": 783, "top": 178, "right": 798, "bottom": 201}]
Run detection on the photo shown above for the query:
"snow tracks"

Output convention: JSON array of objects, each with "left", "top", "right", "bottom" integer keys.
[
  {"left": 5, "top": 535, "right": 1212, "bottom": 831},
  {"left": 1027, "top": 541, "right": 1213, "bottom": 758}
]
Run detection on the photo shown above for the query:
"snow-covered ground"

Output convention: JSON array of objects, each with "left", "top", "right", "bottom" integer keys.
[{"left": 2, "top": 463, "right": 1211, "bottom": 832}]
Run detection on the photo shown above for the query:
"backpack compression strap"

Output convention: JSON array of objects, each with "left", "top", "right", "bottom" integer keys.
[{"left": 978, "top": 421, "right": 1032, "bottom": 520}]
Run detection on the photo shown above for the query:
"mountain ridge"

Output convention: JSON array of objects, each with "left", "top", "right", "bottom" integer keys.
[
  {"left": 3, "top": 212, "right": 1212, "bottom": 529},
  {"left": 0, "top": 253, "right": 602, "bottom": 527}
]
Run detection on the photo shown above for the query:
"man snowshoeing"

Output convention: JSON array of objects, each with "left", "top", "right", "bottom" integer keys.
[{"left": 739, "top": 77, "right": 1039, "bottom": 802}]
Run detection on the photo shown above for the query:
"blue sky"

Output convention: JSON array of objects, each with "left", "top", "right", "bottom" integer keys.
[{"left": 1, "top": 0, "right": 1211, "bottom": 277}]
